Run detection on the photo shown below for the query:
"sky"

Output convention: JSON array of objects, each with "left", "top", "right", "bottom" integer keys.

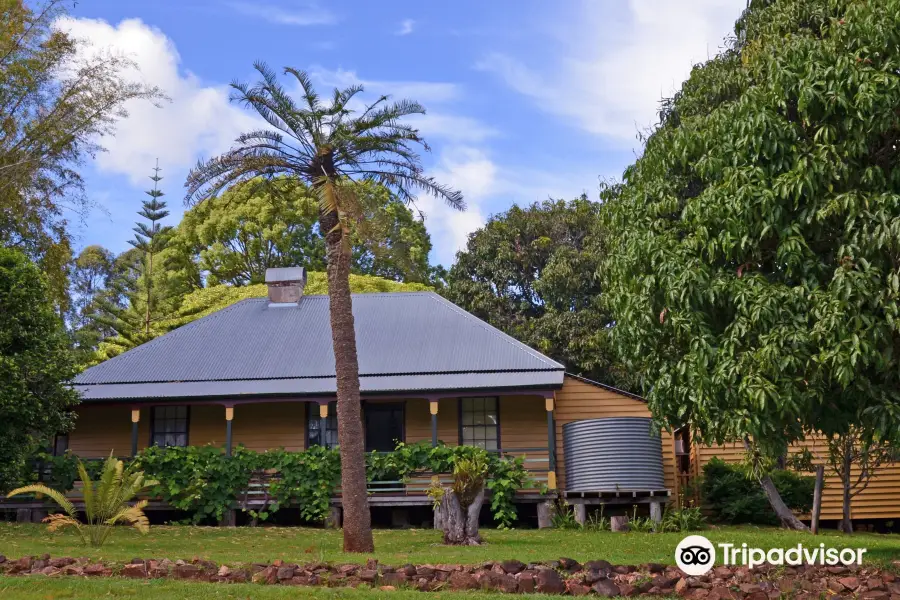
[{"left": 62, "top": 0, "right": 745, "bottom": 268}]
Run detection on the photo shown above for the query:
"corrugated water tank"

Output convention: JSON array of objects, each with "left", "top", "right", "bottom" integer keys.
[{"left": 563, "top": 417, "right": 665, "bottom": 492}]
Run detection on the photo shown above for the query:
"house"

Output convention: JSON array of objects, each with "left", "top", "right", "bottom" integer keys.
[{"left": 64, "top": 268, "right": 678, "bottom": 522}]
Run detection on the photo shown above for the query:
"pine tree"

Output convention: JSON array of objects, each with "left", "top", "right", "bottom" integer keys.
[
  {"left": 90, "top": 161, "right": 175, "bottom": 362},
  {"left": 129, "top": 160, "right": 172, "bottom": 335}
]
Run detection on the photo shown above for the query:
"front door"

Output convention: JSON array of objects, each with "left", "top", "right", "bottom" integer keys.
[{"left": 365, "top": 403, "right": 405, "bottom": 452}]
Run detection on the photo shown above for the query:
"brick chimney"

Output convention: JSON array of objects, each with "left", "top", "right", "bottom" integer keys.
[{"left": 265, "top": 267, "right": 307, "bottom": 306}]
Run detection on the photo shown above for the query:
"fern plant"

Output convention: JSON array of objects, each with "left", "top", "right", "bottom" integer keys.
[{"left": 7, "top": 454, "right": 157, "bottom": 547}]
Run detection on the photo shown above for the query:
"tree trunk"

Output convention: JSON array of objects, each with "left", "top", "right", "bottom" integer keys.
[
  {"left": 840, "top": 451, "right": 853, "bottom": 534},
  {"left": 439, "top": 488, "right": 484, "bottom": 545},
  {"left": 759, "top": 474, "right": 808, "bottom": 530},
  {"left": 743, "top": 438, "right": 808, "bottom": 531},
  {"left": 319, "top": 197, "right": 374, "bottom": 553}
]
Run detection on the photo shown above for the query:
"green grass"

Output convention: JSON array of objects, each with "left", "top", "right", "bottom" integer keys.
[
  {"left": 0, "top": 577, "right": 549, "bottom": 600},
  {"left": 1, "top": 523, "right": 899, "bottom": 567}
]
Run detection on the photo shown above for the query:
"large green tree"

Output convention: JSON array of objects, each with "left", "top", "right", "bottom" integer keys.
[
  {"left": 0, "top": 248, "right": 79, "bottom": 491},
  {"left": 185, "top": 63, "right": 463, "bottom": 551},
  {"left": 171, "top": 177, "right": 433, "bottom": 286},
  {"left": 603, "top": 0, "right": 900, "bottom": 530},
  {"left": 0, "top": 0, "right": 161, "bottom": 310},
  {"left": 444, "top": 197, "right": 629, "bottom": 388}
]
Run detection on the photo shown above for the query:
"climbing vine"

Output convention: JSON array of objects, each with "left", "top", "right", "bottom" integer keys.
[{"left": 28, "top": 442, "right": 534, "bottom": 528}]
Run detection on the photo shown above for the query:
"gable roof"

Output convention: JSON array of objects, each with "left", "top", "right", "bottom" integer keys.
[{"left": 75, "top": 292, "right": 565, "bottom": 401}]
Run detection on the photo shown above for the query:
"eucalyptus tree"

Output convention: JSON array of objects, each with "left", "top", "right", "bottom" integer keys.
[
  {"left": 603, "top": 0, "right": 900, "bottom": 529},
  {"left": 185, "top": 63, "right": 463, "bottom": 552}
]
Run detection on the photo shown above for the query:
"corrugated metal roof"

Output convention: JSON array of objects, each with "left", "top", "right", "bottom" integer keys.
[{"left": 75, "top": 292, "right": 564, "bottom": 400}]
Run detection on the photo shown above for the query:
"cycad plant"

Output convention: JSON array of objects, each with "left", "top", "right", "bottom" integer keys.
[
  {"left": 185, "top": 63, "right": 464, "bottom": 552},
  {"left": 7, "top": 454, "right": 157, "bottom": 547}
]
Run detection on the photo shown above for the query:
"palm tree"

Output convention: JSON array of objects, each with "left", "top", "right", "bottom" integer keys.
[
  {"left": 7, "top": 454, "right": 156, "bottom": 547},
  {"left": 185, "top": 63, "right": 464, "bottom": 552}
]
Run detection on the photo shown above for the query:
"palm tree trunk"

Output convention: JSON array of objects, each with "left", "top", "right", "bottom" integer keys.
[{"left": 319, "top": 203, "right": 374, "bottom": 553}]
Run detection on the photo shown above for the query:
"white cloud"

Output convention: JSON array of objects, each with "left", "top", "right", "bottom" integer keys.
[
  {"left": 56, "top": 17, "right": 258, "bottom": 187},
  {"left": 310, "top": 68, "right": 497, "bottom": 143},
  {"left": 419, "top": 147, "right": 493, "bottom": 266},
  {"left": 478, "top": 0, "right": 743, "bottom": 141},
  {"left": 228, "top": 2, "right": 336, "bottom": 26},
  {"left": 396, "top": 19, "right": 415, "bottom": 36}
]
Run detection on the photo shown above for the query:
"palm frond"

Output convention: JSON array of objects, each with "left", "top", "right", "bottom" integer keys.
[{"left": 7, "top": 484, "right": 77, "bottom": 518}]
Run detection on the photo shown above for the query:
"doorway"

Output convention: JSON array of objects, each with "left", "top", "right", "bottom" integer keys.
[{"left": 364, "top": 403, "right": 405, "bottom": 452}]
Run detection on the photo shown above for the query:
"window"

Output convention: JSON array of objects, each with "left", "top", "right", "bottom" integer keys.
[
  {"left": 459, "top": 397, "right": 499, "bottom": 450},
  {"left": 52, "top": 434, "right": 68, "bottom": 456},
  {"left": 150, "top": 406, "right": 189, "bottom": 447},
  {"left": 307, "top": 402, "right": 338, "bottom": 449}
]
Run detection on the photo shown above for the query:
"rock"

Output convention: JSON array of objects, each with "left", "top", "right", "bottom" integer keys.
[
  {"left": 251, "top": 565, "right": 278, "bottom": 584},
  {"left": 400, "top": 564, "right": 417, "bottom": 577},
  {"left": 676, "top": 578, "right": 690, "bottom": 595},
  {"left": 49, "top": 557, "right": 74, "bottom": 568},
  {"left": 61, "top": 565, "right": 83, "bottom": 576},
  {"left": 593, "top": 579, "right": 621, "bottom": 597},
  {"left": 416, "top": 566, "right": 435, "bottom": 578},
  {"left": 536, "top": 568, "right": 566, "bottom": 594},
  {"left": 449, "top": 572, "right": 478, "bottom": 591},
  {"left": 559, "top": 557, "right": 581, "bottom": 572},
  {"left": 121, "top": 563, "right": 147, "bottom": 578},
  {"left": 501, "top": 559, "right": 527, "bottom": 575},
  {"left": 39, "top": 566, "right": 60, "bottom": 576},
  {"left": 217, "top": 565, "right": 231, "bottom": 578},
  {"left": 648, "top": 563, "right": 666, "bottom": 573},
  {"left": 740, "top": 583, "right": 762, "bottom": 594},
  {"left": 613, "top": 565, "right": 636, "bottom": 575},
  {"left": 619, "top": 583, "right": 638, "bottom": 597},
  {"left": 861, "top": 591, "right": 889, "bottom": 600},
  {"left": 828, "top": 566, "right": 850, "bottom": 575},
  {"left": 277, "top": 566, "right": 295, "bottom": 581},
  {"left": 382, "top": 572, "right": 407, "bottom": 585},
  {"left": 338, "top": 564, "right": 359, "bottom": 575},
  {"left": 828, "top": 579, "right": 846, "bottom": 593},
  {"left": 415, "top": 577, "right": 433, "bottom": 591},
  {"left": 585, "top": 560, "right": 613, "bottom": 572},
  {"left": 584, "top": 570, "right": 608, "bottom": 585},
  {"left": 174, "top": 563, "right": 206, "bottom": 581},
  {"left": 13, "top": 557, "right": 33, "bottom": 573},
  {"left": 0, "top": 555, "right": 5, "bottom": 564},
  {"left": 366, "top": 559, "right": 378, "bottom": 570},
  {"left": 654, "top": 574, "right": 680, "bottom": 589},
  {"left": 517, "top": 571, "right": 536, "bottom": 593},
  {"left": 83, "top": 563, "right": 105, "bottom": 576},
  {"left": 868, "top": 578, "right": 886, "bottom": 590},
  {"left": 707, "top": 587, "right": 737, "bottom": 600},
  {"left": 839, "top": 577, "right": 860, "bottom": 591},
  {"left": 359, "top": 569, "right": 378, "bottom": 582},
  {"left": 379, "top": 585, "right": 396, "bottom": 591},
  {"left": 567, "top": 580, "right": 591, "bottom": 596}
]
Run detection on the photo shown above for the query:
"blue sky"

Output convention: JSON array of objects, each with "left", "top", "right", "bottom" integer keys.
[{"left": 62, "top": 0, "right": 743, "bottom": 267}]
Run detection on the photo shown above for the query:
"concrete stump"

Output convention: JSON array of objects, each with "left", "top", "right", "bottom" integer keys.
[
  {"left": 610, "top": 515, "right": 630, "bottom": 532},
  {"left": 16, "top": 508, "right": 31, "bottom": 523},
  {"left": 537, "top": 501, "right": 553, "bottom": 529},
  {"left": 30, "top": 509, "right": 47, "bottom": 524},
  {"left": 433, "top": 506, "right": 444, "bottom": 530},
  {"left": 574, "top": 504, "right": 587, "bottom": 525},
  {"left": 326, "top": 506, "right": 342, "bottom": 529},
  {"left": 650, "top": 501, "right": 663, "bottom": 523}
]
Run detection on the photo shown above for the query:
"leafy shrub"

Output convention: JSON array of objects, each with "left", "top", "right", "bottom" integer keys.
[
  {"left": 549, "top": 498, "right": 580, "bottom": 529},
  {"left": 659, "top": 505, "right": 706, "bottom": 532},
  {"left": 8, "top": 454, "right": 156, "bottom": 547},
  {"left": 701, "top": 457, "right": 815, "bottom": 525}
]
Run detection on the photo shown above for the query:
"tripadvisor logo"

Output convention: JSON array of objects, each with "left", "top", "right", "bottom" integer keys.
[{"left": 675, "top": 535, "right": 867, "bottom": 576}]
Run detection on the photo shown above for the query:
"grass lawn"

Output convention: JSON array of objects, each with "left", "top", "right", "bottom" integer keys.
[
  {"left": 1, "top": 523, "right": 899, "bottom": 567},
  {"left": 0, "top": 577, "right": 554, "bottom": 600}
]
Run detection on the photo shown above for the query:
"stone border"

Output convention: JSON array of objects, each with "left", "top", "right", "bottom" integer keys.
[{"left": 0, "top": 554, "right": 897, "bottom": 598}]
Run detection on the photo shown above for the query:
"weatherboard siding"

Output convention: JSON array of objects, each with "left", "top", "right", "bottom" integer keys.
[
  {"left": 69, "top": 405, "right": 150, "bottom": 457},
  {"left": 553, "top": 378, "right": 678, "bottom": 497},
  {"left": 695, "top": 441, "right": 900, "bottom": 521}
]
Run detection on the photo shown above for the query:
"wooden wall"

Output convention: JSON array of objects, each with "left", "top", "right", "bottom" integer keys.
[
  {"left": 695, "top": 440, "right": 900, "bottom": 521},
  {"left": 553, "top": 377, "right": 678, "bottom": 496}
]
